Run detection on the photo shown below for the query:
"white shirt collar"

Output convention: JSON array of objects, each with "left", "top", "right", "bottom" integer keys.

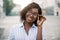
[{"left": 20, "top": 22, "right": 37, "bottom": 29}]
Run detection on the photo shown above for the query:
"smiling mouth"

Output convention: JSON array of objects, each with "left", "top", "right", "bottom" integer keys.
[{"left": 28, "top": 17, "right": 32, "bottom": 21}]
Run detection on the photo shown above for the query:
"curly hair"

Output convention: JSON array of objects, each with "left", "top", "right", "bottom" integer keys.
[{"left": 20, "top": 2, "right": 42, "bottom": 26}]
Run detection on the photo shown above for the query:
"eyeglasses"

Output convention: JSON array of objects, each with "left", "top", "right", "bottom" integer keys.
[{"left": 27, "top": 11, "right": 38, "bottom": 16}]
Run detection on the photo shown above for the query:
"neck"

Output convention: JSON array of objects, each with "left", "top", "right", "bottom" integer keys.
[
  {"left": 24, "top": 21, "right": 33, "bottom": 28},
  {"left": 24, "top": 21, "right": 33, "bottom": 35}
]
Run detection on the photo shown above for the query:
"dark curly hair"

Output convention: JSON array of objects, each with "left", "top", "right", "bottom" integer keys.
[{"left": 20, "top": 2, "right": 42, "bottom": 26}]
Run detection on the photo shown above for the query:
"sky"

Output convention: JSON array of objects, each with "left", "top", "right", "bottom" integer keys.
[
  {"left": 13, "top": 0, "right": 56, "bottom": 9},
  {"left": 13, "top": 0, "right": 32, "bottom": 9}
]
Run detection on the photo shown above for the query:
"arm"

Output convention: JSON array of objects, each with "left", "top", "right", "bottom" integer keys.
[
  {"left": 37, "top": 25, "right": 42, "bottom": 40},
  {"left": 37, "top": 16, "right": 46, "bottom": 40}
]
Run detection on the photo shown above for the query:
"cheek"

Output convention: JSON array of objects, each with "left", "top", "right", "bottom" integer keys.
[
  {"left": 26, "top": 13, "right": 29, "bottom": 17},
  {"left": 25, "top": 13, "right": 29, "bottom": 20}
]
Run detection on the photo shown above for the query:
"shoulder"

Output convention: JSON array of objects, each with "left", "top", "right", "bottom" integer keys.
[{"left": 9, "top": 23, "right": 23, "bottom": 32}]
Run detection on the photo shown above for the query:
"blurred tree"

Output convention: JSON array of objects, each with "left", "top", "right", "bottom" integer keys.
[{"left": 3, "top": 0, "right": 15, "bottom": 16}]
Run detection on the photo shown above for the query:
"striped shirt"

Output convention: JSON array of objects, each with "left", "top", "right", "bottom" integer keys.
[{"left": 8, "top": 23, "right": 38, "bottom": 40}]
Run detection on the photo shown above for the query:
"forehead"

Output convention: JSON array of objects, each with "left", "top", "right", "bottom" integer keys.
[{"left": 30, "top": 8, "right": 38, "bottom": 13}]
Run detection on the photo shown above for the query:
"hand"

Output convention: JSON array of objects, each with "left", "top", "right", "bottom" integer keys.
[{"left": 37, "top": 15, "right": 46, "bottom": 27}]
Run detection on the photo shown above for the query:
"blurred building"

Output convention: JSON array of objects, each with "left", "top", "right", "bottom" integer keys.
[
  {"left": 0, "top": 0, "right": 60, "bottom": 17},
  {"left": 32, "top": 0, "right": 60, "bottom": 16},
  {"left": 54, "top": 0, "right": 60, "bottom": 16}
]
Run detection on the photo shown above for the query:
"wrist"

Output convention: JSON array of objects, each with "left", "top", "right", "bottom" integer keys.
[{"left": 38, "top": 25, "right": 42, "bottom": 28}]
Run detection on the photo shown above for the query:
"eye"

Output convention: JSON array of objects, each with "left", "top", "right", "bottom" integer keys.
[{"left": 33, "top": 13, "right": 38, "bottom": 16}]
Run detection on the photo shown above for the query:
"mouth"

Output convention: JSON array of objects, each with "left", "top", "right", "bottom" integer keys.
[
  {"left": 28, "top": 17, "right": 33, "bottom": 21},
  {"left": 26, "top": 15, "right": 35, "bottom": 22}
]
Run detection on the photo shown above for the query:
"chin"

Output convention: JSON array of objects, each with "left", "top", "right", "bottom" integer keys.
[
  {"left": 27, "top": 19, "right": 32, "bottom": 22},
  {"left": 27, "top": 20, "right": 35, "bottom": 23}
]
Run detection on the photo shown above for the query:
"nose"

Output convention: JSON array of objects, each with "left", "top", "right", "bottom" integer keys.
[{"left": 30, "top": 14, "right": 33, "bottom": 17}]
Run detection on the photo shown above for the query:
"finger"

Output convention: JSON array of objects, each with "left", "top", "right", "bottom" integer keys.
[
  {"left": 38, "top": 19, "right": 45, "bottom": 25},
  {"left": 42, "top": 16, "right": 46, "bottom": 21},
  {"left": 39, "top": 15, "right": 46, "bottom": 20}
]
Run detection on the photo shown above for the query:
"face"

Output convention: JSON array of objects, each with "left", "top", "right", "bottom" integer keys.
[{"left": 25, "top": 8, "right": 38, "bottom": 23}]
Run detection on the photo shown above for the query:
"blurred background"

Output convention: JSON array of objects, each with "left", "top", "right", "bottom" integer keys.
[{"left": 0, "top": 0, "right": 60, "bottom": 40}]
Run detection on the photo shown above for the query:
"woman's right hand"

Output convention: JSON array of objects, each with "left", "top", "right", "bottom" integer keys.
[{"left": 37, "top": 15, "right": 46, "bottom": 27}]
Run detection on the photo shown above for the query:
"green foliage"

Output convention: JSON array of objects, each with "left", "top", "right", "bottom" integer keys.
[{"left": 3, "top": 0, "right": 15, "bottom": 16}]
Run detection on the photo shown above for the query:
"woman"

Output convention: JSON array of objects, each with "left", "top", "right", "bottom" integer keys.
[{"left": 8, "top": 2, "right": 46, "bottom": 40}]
